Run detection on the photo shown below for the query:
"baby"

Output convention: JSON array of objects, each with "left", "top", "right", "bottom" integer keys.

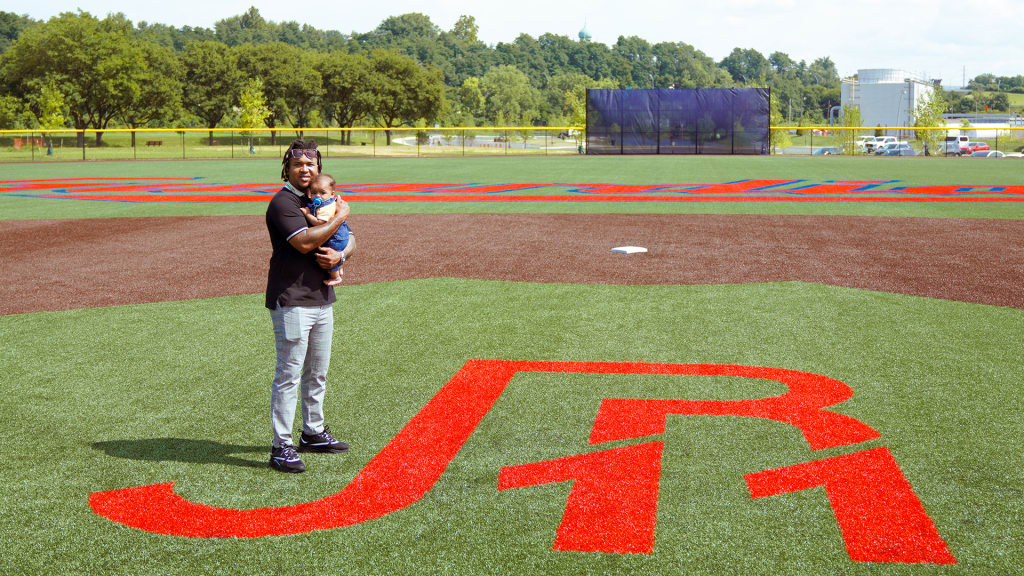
[{"left": 302, "top": 173, "right": 351, "bottom": 286}]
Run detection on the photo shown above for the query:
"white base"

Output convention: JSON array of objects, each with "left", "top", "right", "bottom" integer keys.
[{"left": 611, "top": 246, "right": 648, "bottom": 254}]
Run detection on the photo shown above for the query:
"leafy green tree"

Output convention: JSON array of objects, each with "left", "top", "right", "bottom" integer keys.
[
  {"left": 457, "top": 77, "right": 485, "bottom": 124},
  {"left": 0, "top": 95, "right": 31, "bottom": 129},
  {"left": 652, "top": 42, "right": 732, "bottom": 89},
  {"left": 839, "top": 103, "right": 863, "bottom": 155},
  {"left": 913, "top": 91, "right": 945, "bottom": 154},
  {"left": 1, "top": 11, "right": 148, "bottom": 146},
  {"left": 613, "top": 36, "right": 656, "bottom": 88},
  {"left": 237, "top": 77, "right": 270, "bottom": 152},
  {"left": 768, "top": 91, "right": 790, "bottom": 153},
  {"left": 236, "top": 43, "right": 323, "bottom": 142},
  {"left": 363, "top": 49, "right": 445, "bottom": 144},
  {"left": 0, "top": 11, "right": 36, "bottom": 54},
  {"left": 720, "top": 48, "right": 770, "bottom": 85},
  {"left": 119, "top": 42, "right": 182, "bottom": 146},
  {"left": 480, "top": 65, "right": 540, "bottom": 127},
  {"left": 181, "top": 41, "right": 242, "bottom": 144},
  {"left": 452, "top": 15, "right": 478, "bottom": 44},
  {"left": 493, "top": 34, "right": 548, "bottom": 88},
  {"left": 33, "top": 79, "right": 65, "bottom": 152},
  {"left": 543, "top": 72, "right": 616, "bottom": 125},
  {"left": 214, "top": 7, "right": 276, "bottom": 46},
  {"left": 317, "top": 52, "right": 372, "bottom": 144}
]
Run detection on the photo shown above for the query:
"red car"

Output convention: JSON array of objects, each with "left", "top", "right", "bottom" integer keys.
[{"left": 960, "top": 142, "right": 991, "bottom": 154}]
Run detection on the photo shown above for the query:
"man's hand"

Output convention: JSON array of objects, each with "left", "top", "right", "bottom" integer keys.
[{"left": 316, "top": 247, "right": 342, "bottom": 270}]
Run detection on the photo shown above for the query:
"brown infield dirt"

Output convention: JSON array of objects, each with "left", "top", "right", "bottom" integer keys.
[{"left": 2, "top": 213, "right": 1023, "bottom": 316}]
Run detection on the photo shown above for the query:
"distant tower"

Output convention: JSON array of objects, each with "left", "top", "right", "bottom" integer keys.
[{"left": 578, "top": 22, "right": 591, "bottom": 42}]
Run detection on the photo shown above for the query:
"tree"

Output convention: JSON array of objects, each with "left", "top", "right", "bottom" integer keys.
[
  {"left": 720, "top": 48, "right": 770, "bottom": 85},
  {"left": 0, "top": 95, "right": 31, "bottom": 129},
  {"left": 0, "top": 11, "right": 36, "bottom": 54},
  {"left": 457, "top": 77, "right": 485, "bottom": 124},
  {"left": 451, "top": 15, "right": 478, "bottom": 44},
  {"left": 236, "top": 43, "right": 323, "bottom": 141},
  {"left": 613, "top": 36, "right": 656, "bottom": 89},
  {"left": 237, "top": 77, "right": 270, "bottom": 152},
  {"left": 839, "top": 104, "right": 863, "bottom": 155},
  {"left": 31, "top": 79, "right": 66, "bottom": 153},
  {"left": 1, "top": 11, "right": 149, "bottom": 146},
  {"left": 913, "top": 92, "right": 944, "bottom": 155},
  {"left": 119, "top": 42, "right": 182, "bottom": 146},
  {"left": 769, "top": 91, "right": 790, "bottom": 153},
  {"left": 652, "top": 42, "right": 732, "bottom": 89},
  {"left": 181, "top": 41, "right": 242, "bottom": 145},
  {"left": 480, "top": 65, "right": 540, "bottom": 128},
  {"left": 363, "top": 49, "right": 445, "bottom": 144},
  {"left": 214, "top": 7, "right": 276, "bottom": 46},
  {"left": 318, "top": 52, "right": 372, "bottom": 144}
]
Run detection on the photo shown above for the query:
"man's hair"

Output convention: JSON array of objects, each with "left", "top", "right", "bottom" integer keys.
[{"left": 280, "top": 139, "right": 322, "bottom": 182}]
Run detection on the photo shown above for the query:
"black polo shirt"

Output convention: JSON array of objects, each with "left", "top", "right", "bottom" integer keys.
[{"left": 265, "top": 184, "right": 336, "bottom": 309}]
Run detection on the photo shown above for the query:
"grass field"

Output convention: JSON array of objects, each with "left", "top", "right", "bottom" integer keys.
[
  {"left": 1, "top": 155, "right": 1022, "bottom": 574},
  {"left": 3, "top": 155, "right": 1024, "bottom": 220}
]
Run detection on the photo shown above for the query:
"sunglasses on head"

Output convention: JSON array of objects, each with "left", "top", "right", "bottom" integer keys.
[{"left": 288, "top": 148, "right": 319, "bottom": 160}]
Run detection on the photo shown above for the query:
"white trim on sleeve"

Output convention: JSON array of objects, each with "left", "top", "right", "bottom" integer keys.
[{"left": 285, "top": 226, "right": 308, "bottom": 241}]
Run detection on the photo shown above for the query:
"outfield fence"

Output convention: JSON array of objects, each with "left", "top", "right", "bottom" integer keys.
[
  {"left": 2, "top": 125, "right": 1023, "bottom": 161},
  {"left": 768, "top": 126, "right": 1024, "bottom": 157},
  {"left": 0, "top": 126, "right": 583, "bottom": 162}
]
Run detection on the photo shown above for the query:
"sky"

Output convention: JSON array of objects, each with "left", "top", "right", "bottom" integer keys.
[{"left": 18, "top": 0, "right": 1024, "bottom": 88}]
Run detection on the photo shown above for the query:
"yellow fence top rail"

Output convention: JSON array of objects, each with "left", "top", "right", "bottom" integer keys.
[{"left": 0, "top": 126, "right": 585, "bottom": 135}]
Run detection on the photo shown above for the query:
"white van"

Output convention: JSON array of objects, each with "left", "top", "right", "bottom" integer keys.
[{"left": 944, "top": 135, "right": 969, "bottom": 155}]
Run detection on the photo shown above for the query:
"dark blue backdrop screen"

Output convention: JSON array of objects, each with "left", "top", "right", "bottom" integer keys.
[{"left": 586, "top": 88, "right": 770, "bottom": 155}]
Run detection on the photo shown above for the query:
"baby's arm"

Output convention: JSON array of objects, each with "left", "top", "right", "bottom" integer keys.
[{"left": 300, "top": 206, "right": 326, "bottom": 226}]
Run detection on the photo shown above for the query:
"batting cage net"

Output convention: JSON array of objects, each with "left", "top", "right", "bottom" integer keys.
[{"left": 586, "top": 88, "right": 770, "bottom": 155}]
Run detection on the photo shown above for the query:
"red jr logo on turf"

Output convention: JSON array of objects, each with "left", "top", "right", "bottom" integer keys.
[{"left": 89, "top": 360, "right": 955, "bottom": 565}]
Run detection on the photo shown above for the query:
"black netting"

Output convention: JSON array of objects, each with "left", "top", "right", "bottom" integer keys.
[{"left": 586, "top": 88, "right": 769, "bottom": 155}]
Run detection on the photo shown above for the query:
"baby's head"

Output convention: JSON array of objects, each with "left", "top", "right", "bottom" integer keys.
[{"left": 309, "top": 173, "right": 336, "bottom": 200}]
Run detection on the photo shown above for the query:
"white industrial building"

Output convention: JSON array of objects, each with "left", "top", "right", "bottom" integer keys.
[{"left": 841, "top": 69, "right": 937, "bottom": 136}]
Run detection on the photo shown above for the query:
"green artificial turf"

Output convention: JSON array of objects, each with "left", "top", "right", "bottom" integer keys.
[
  {"left": 2, "top": 155, "right": 1024, "bottom": 220},
  {"left": 1, "top": 279, "right": 1020, "bottom": 574}
]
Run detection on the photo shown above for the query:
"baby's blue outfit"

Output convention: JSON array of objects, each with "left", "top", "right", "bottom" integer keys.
[{"left": 309, "top": 197, "right": 351, "bottom": 273}]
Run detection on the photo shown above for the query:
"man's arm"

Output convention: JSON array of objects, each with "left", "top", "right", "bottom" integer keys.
[
  {"left": 287, "top": 200, "right": 350, "bottom": 254},
  {"left": 315, "top": 234, "right": 355, "bottom": 270}
]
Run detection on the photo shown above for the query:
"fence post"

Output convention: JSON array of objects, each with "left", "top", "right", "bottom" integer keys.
[
  {"left": 372, "top": 130, "right": 376, "bottom": 157},
  {"left": 133, "top": 130, "right": 137, "bottom": 160},
  {"left": 82, "top": 133, "right": 86, "bottom": 160},
  {"left": 325, "top": 129, "right": 328, "bottom": 158},
  {"left": 462, "top": 129, "right": 465, "bottom": 156}
]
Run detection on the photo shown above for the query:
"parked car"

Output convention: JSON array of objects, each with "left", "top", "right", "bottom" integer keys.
[
  {"left": 969, "top": 150, "right": 1005, "bottom": 158},
  {"left": 879, "top": 143, "right": 917, "bottom": 156},
  {"left": 812, "top": 146, "right": 841, "bottom": 155},
  {"left": 865, "top": 136, "right": 897, "bottom": 152},
  {"left": 960, "top": 142, "right": 990, "bottom": 154},
  {"left": 854, "top": 136, "right": 874, "bottom": 151},
  {"left": 874, "top": 142, "right": 913, "bottom": 156}
]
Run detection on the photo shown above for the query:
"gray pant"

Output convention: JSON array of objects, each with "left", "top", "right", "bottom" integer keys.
[{"left": 269, "top": 304, "right": 333, "bottom": 448}]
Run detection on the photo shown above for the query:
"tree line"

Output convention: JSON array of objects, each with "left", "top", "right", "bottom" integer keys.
[{"left": 1, "top": 8, "right": 1014, "bottom": 147}]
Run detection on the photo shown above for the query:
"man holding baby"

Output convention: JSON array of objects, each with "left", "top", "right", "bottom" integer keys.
[{"left": 264, "top": 138, "right": 355, "bottom": 473}]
